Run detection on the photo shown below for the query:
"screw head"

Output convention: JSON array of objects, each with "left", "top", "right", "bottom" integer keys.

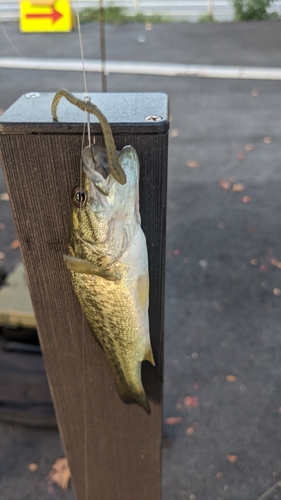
[
  {"left": 26, "top": 92, "right": 40, "bottom": 98},
  {"left": 145, "top": 115, "right": 162, "bottom": 122}
]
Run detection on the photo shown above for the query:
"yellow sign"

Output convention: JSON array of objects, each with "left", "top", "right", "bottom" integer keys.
[{"left": 20, "top": 0, "right": 72, "bottom": 32}]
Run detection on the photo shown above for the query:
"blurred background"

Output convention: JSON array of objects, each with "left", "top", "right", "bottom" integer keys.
[
  {"left": 1, "top": 2, "right": 281, "bottom": 500},
  {"left": 1, "top": 0, "right": 281, "bottom": 23}
]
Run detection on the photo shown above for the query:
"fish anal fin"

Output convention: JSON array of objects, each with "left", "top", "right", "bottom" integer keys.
[
  {"left": 144, "top": 345, "right": 155, "bottom": 367},
  {"left": 63, "top": 255, "right": 120, "bottom": 281}
]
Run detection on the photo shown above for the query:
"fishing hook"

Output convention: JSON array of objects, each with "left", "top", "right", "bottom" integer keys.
[{"left": 51, "top": 89, "right": 126, "bottom": 185}]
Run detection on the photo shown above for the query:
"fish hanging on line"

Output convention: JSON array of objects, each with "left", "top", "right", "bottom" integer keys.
[{"left": 52, "top": 90, "right": 155, "bottom": 414}]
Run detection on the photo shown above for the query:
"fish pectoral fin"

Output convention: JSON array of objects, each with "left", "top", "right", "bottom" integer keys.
[
  {"left": 144, "top": 345, "right": 155, "bottom": 367},
  {"left": 63, "top": 255, "right": 121, "bottom": 281}
]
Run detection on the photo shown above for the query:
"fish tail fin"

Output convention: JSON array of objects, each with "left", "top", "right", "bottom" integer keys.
[
  {"left": 144, "top": 345, "right": 155, "bottom": 366},
  {"left": 115, "top": 362, "right": 151, "bottom": 415}
]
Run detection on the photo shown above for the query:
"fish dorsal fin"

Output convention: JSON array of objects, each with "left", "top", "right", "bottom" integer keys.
[{"left": 63, "top": 255, "right": 121, "bottom": 281}]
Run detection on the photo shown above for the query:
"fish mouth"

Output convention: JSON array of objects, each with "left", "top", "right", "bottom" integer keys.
[{"left": 82, "top": 145, "right": 111, "bottom": 196}]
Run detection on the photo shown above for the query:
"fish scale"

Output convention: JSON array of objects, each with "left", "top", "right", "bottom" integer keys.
[{"left": 64, "top": 144, "right": 155, "bottom": 414}]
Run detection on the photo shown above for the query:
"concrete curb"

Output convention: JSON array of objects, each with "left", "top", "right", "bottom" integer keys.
[{"left": 1, "top": 57, "right": 281, "bottom": 80}]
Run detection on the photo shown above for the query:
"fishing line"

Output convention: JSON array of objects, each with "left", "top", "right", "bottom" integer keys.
[
  {"left": 75, "top": 5, "right": 90, "bottom": 497},
  {"left": 99, "top": 0, "right": 107, "bottom": 92},
  {"left": 75, "top": 7, "right": 88, "bottom": 97},
  {"left": 75, "top": 5, "right": 91, "bottom": 147}
]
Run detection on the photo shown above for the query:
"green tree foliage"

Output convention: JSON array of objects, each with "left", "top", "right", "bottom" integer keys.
[{"left": 232, "top": 0, "right": 279, "bottom": 20}]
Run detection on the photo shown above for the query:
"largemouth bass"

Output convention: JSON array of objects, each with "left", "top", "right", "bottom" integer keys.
[{"left": 64, "top": 143, "right": 155, "bottom": 414}]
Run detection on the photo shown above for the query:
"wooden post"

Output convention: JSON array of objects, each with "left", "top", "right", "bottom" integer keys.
[{"left": 0, "top": 92, "right": 168, "bottom": 500}]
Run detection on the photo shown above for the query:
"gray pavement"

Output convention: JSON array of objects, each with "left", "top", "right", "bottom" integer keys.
[{"left": 1, "top": 20, "right": 281, "bottom": 500}]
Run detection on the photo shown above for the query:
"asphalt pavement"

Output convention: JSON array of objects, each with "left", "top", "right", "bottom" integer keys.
[{"left": 1, "top": 20, "right": 281, "bottom": 500}]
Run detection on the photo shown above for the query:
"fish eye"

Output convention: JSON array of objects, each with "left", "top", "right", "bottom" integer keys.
[{"left": 72, "top": 186, "right": 87, "bottom": 208}]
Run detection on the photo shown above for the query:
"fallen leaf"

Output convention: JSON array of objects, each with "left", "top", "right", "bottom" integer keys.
[
  {"left": 10, "top": 239, "right": 20, "bottom": 249},
  {"left": 183, "top": 257, "right": 189, "bottom": 264},
  {"left": 204, "top": 400, "right": 212, "bottom": 407},
  {"left": 263, "top": 136, "right": 272, "bottom": 144},
  {"left": 219, "top": 180, "right": 231, "bottom": 190},
  {"left": 244, "top": 144, "right": 254, "bottom": 151},
  {"left": 251, "top": 89, "right": 258, "bottom": 96},
  {"left": 187, "top": 160, "right": 200, "bottom": 168},
  {"left": 250, "top": 259, "right": 258, "bottom": 266},
  {"left": 226, "top": 375, "right": 237, "bottom": 383},
  {"left": 260, "top": 264, "right": 266, "bottom": 271},
  {"left": 145, "top": 22, "right": 153, "bottom": 30},
  {"left": 226, "top": 454, "right": 238, "bottom": 463},
  {"left": 185, "top": 426, "right": 195, "bottom": 435},
  {"left": 247, "top": 227, "right": 256, "bottom": 233},
  {"left": 192, "top": 383, "right": 199, "bottom": 390},
  {"left": 278, "top": 407, "right": 281, "bottom": 413},
  {"left": 0, "top": 252, "right": 5, "bottom": 260},
  {"left": 216, "top": 472, "right": 223, "bottom": 479},
  {"left": 232, "top": 183, "right": 245, "bottom": 192},
  {"left": 218, "top": 222, "right": 224, "bottom": 229},
  {"left": 0, "top": 109, "right": 4, "bottom": 116},
  {"left": 0, "top": 223, "right": 5, "bottom": 230},
  {"left": 170, "top": 248, "right": 180, "bottom": 257},
  {"left": 273, "top": 288, "right": 281, "bottom": 296},
  {"left": 165, "top": 416, "right": 183, "bottom": 425},
  {"left": 170, "top": 129, "right": 179, "bottom": 138},
  {"left": 242, "top": 195, "right": 251, "bottom": 203},
  {"left": 272, "top": 471, "right": 278, "bottom": 477},
  {"left": 175, "top": 403, "right": 182, "bottom": 410},
  {"left": 236, "top": 152, "right": 245, "bottom": 161},
  {"left": 48, "top": 458, "right": 71, "bottom": 491},
  {"left": 184, "top": 396, "right": 199, "bottom": 409},
  {"left": 271, "top": 258, "right": 281, "bottom": 269},
  {"left": 28, "top": 463, "right": 38, "bottom": 472},
  {"left": 0, "top": 192, "right": 9, "bottom": 201}
]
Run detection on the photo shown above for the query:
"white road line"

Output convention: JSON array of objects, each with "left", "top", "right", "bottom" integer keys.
[{"left": 1, "top": 57, "right": 281, "bottom": 80}]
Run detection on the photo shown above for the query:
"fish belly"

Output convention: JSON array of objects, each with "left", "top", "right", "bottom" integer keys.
[{"left": 69, "top": 227, "right": 153, "bottom": 413}]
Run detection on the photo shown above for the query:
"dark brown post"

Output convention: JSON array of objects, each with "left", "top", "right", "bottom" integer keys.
[{"left": 0, "top": 92, "right": 168, "bottom": 500}]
